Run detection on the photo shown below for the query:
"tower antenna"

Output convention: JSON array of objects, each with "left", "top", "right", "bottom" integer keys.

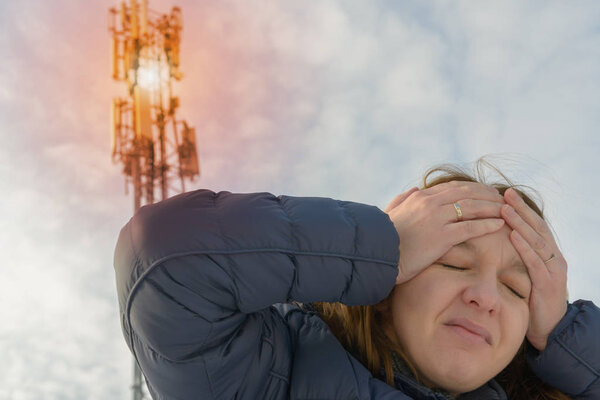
[{"left": 108, "top": 1, "right": 200, "bottom": 398}]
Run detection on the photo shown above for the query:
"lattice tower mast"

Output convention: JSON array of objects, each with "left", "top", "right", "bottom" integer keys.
[
  {"left": 108, "top": 0, "right": 200, "bottom": 210},
  {"left": 108, "top": 1, "right": 200, "bottom": 398}
]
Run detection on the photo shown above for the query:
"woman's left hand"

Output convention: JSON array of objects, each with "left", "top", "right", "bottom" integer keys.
[{"left": 501, "top": 188, "right": 568, "bottom": 352}]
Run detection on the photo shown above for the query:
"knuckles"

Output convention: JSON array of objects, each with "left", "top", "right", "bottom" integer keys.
[
  {"left": 462, "top": 220, "right": 475, "bottom": 235},
  {"left": 532, "top": 236, "right": 547, "bottom": 251}
]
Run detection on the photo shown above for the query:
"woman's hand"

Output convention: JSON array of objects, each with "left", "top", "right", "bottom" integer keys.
[
  {"left": 501, "top": 188, "right": 568, "bottom": 352},
  {"left": 384, "top": 181, "right": 506, "bottom": 285}
]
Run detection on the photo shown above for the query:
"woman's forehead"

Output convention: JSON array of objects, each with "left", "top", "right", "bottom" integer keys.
[
  {"left": 448, "top": 237, "right": 514, "bottom": 258},
  {"left": 455, "top": 224, "right": 513, "bottom": 251}
]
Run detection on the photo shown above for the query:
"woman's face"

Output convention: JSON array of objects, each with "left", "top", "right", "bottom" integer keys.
[{"left": 386, "top": 224, "right": 531, "bottom": 394}]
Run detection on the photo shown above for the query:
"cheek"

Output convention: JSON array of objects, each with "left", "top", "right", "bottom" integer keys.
[
  {"left": 512, "top": 301, "right": 529, "bottom": 334},
  {"left": 390, "top": 273, "right": 459, "bottom": 343},
  {"left": 392, "top": 279, "right": 436, "bottom": 326},
  {"left": 500, "top": 301, "right": 530, "bottom": 352}
]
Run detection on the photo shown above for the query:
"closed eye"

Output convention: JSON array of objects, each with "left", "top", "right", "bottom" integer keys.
[
  {"left": 505, "top": 284, "right": 526, "bottom": 299},
  {"left": 442, "top": 264, "right": 468, "bottom": 271},
  {"left": 442, "top": 264, "right": 527, "bottom": 299}
]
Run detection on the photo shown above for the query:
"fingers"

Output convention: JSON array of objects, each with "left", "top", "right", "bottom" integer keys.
[
  {"left": 502, "top": 203, "right": 549, "bottom": 254},
  {"left": 427, "top": 181, "right": 505, "bottom": 205},
  {"left": 443, "top": 218, "right": 506, "bottom": 246},
  {"left": 504, "top": 188, "right": 551, "bottom": 238},
  {"left": 511, "top": 227, "right": 568, "bottom": 352},
  {"left": 444, "top": 199, "right": 504, "bottom": 223},
  {"left": 422, "top": 180, "right": 499, "bottom": 196},
  {"left": 487, "top": 189, "right": 568, "bottom": 353},
  {"left": 385, "top": 187, "right": 419, "bottom": 213},
  {"left": 510, "top": 230, "right": 550, "bottom": 287},
  {"left": 502, "top": 188, "right": 563, "bottom": 272}
]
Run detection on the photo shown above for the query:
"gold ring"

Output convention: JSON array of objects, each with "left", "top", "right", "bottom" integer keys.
[
  {"left": 543, "top": 253, "right": 557, "bottom": 264},
  {"left": 453, "top": 202, "right": 463, "bottom": 221}
]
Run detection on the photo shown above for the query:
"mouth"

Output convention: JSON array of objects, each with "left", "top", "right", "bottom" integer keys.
[{"left": 445, "top": 317, "right": 492, "bottom": 345}]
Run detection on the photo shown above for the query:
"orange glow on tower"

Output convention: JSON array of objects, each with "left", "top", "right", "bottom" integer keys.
[
  {"left": 108, "top": 2, "right": 199, "bottom": 398},
  {"left": 108, "top": 0, "right": 199, "bottom": 211}
]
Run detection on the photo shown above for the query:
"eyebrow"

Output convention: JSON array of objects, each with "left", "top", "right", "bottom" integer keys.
[
  {"left": 454, "top": 242, "right": 530, "bottom": 277},
  {"left": 455, "top": 242, "right": 473, "bottom": 250},
  {"left": 510, "top": 259, "right": 529, "bottom": 277}
]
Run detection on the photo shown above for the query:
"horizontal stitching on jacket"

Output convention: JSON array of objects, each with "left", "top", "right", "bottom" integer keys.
[
  {"left": 145, "top": 276, "right": 206, "bottom": 318},
  {"left": 555, "top": 336, "right": 600, "bottom": 380},
  {"left": 125, "top": 249, "right": 398, "bottom": 358},
  {"left": 141, "top": 248, "right": 397, "bottom": 265},
  {"left": 268, "top": 370, "right": 289, "bottom": 382}
]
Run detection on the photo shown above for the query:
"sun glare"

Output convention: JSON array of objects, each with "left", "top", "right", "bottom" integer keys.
[{"left": 137, "top": 65, "right": 160, "bottom": 89}]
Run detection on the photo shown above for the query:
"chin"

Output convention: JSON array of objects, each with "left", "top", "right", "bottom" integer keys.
[
  {"left": 433, "top": 369, "right": 487, "bottom": 394},
  {"left": 423, "top": 353, "right": 494, "bottom": 394}
]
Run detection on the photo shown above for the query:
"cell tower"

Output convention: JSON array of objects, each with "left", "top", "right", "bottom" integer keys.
[{"left": 108, "top": 1, "right": 200, "bottom": 398}]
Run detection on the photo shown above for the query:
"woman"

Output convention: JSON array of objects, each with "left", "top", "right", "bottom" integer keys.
[
  {"left": 113, "top": 161, "right": 599, "bottom": 399},
  {"left": 312, "top": 164, "right": 598, "bottom": 399}
]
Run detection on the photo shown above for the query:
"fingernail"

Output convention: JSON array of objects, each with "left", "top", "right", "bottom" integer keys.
[{"left": 504, "top": 204, "right": 515, "bottom": 215}]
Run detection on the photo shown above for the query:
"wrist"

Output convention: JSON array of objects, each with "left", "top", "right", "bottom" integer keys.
[
  {"left": 395, "top": 257, "right": 413, "bottom": 285},
  {"left": 526, "top": 335, "right": 548, "bottom": 352}
]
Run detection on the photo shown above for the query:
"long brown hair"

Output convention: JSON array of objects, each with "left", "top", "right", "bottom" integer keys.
[{"left": 313, "top": 159, "right": 570, "bottom": 399}]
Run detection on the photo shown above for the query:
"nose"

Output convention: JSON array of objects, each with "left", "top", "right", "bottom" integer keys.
[{"left": 462, "top": 274, "right": 501, "bottom": 315}]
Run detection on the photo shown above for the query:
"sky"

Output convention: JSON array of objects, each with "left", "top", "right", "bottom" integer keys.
[{"left": 1, "top": 0, "right": 599, "bottom": 398}]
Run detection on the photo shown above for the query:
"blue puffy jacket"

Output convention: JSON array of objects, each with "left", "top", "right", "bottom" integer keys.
[{"left": 113, "top": 189, "right": 600, "bottom": 399}]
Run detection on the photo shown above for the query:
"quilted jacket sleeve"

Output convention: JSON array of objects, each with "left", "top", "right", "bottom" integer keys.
[
  {"left": 113, "top": 189, "right": 400, "bottom": 399},
  {"left": 527, "top": 300, "right": 600, "bottom": 399}
]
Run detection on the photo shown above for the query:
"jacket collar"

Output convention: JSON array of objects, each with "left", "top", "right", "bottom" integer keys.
[
  {"left": 300, "top": 303, "right": 507, "bottom": 400},
  {"left": 381, "top": 351, "right": 508, "bottom": 400}
]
